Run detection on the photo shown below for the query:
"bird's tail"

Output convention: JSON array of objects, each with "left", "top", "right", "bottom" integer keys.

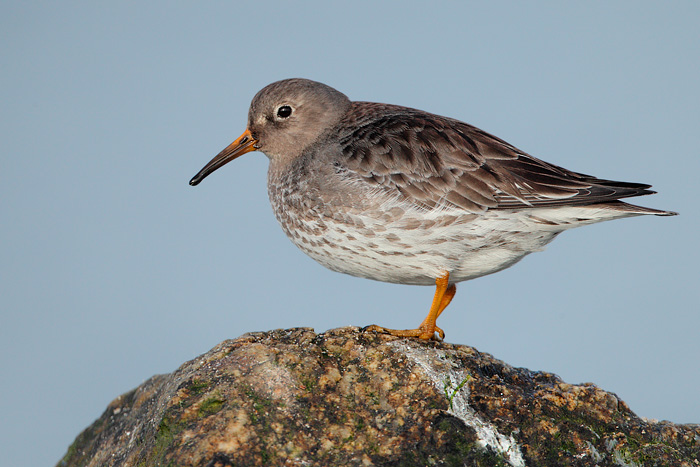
[{"left": 595, "top": 200, "right": 678, "bottom": 217}]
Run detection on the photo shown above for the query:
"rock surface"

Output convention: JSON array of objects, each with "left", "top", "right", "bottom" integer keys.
[{"left": 58, "top": 327, "right": 699, "bottom": 466}]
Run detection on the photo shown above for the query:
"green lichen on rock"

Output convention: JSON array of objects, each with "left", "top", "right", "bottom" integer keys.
[
  {"left": 57, "top": 327, "right": 700, "bottom": 467},
  {"left": 186, "top": 378, "right": 209, "bottom": 396},
  {"left": 198, "top": 392, "right": 225, "bottom": 417}
]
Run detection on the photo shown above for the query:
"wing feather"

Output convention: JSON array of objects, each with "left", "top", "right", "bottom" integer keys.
[{"left": 335, "top": 103, "right": 655, "bottom": 213}]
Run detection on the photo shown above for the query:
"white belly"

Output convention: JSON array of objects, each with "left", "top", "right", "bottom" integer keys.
[
  {"left": 269, "top": 168, "right": 638, "bottom": 286},
  {"left": 274, "top": 206, "right": 578, "bottom": 286}
]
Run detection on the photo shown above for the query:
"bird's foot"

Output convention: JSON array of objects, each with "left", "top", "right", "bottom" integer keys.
[{"left": 362, "top": 324, "right": 445, "bottom": 341}]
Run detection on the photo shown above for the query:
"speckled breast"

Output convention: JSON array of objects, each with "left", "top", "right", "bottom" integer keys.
[{"left": 266, "top": 164, "right": 551, "bottom": 286}]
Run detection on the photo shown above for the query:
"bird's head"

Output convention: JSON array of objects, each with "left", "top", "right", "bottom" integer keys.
[{"left": 190, "top": 78, "right": 351, "bottom": 186}]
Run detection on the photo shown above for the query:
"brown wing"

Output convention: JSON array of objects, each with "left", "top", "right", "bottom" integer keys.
[{"left": 336, "top": 103, "right": 655, "bottom": 213}]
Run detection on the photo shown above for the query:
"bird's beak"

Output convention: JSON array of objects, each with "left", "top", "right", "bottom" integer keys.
[{"left": 189, "top": 129, "right": 258, "bottom": 186}]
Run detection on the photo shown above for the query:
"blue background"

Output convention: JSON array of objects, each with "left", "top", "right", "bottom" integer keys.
[{"left": 2, "top": 2, "right": 698, "bottom": 465}]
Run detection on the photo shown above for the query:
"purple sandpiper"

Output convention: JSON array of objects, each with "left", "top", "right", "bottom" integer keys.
[{"left": 190, "top": 78, "right": 676, "bottom": 340}]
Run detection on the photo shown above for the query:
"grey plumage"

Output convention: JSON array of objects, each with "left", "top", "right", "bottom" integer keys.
[{"left": 190, "top": 78, "right": 676, "bottom": 340}]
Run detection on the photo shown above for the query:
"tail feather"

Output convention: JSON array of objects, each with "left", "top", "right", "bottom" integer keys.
[{"left": 593, "top": 200, "right": 678, "bottom": 217}]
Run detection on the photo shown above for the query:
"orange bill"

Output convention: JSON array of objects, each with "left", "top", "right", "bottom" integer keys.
[{"left": 189, "top": 129, "right": 258, "bottom": 186}]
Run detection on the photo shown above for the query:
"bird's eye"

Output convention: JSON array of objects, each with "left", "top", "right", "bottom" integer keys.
[{"left": 276, "top": 105, "right": 293, "bottom": 119}]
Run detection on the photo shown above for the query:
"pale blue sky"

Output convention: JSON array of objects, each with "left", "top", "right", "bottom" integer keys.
[{"left": 2, "top": 2, "right": 699, "bottom": 465}]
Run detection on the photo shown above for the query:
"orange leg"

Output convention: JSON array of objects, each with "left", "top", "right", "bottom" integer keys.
[
  {"left": 421, "top": 282, "right": 456, "bottom": 340},
  {"left": 365, "top": 272, "right": 457, "bottom": 341}
]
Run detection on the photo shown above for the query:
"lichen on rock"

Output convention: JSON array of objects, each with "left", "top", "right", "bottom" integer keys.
[{"left": 58, "top": 327, "right": 700, "bottom": 466}]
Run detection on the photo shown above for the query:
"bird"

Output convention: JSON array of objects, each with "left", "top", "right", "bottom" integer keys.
[{"left": 190, "top": 78, "right": 676, "bottom": 341}]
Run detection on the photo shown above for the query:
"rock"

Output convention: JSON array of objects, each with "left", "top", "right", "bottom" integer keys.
[{"left": 58, "top": 327, "right": 699, "bottom": 466}]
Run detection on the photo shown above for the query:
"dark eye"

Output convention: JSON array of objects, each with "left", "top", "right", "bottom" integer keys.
[{"left": 276, "top": 105, "right": 292, "bottom": 119}]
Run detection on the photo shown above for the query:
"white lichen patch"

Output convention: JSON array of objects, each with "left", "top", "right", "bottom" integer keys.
[
  {"left": 389, "top": 341, "right": 526, "bottom": 467},
  {"left": 604, "top": 438, "right": 643, "bottom": 467},
  {"left": 611, "top": 450, "right": 642, "bottom": 467}
]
